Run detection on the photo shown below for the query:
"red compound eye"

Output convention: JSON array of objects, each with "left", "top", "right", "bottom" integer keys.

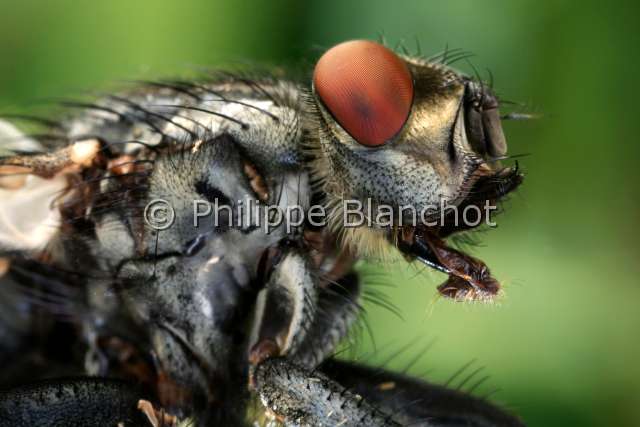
[{"left": 313, "top": 40, "right": 414, "bottom": 147}]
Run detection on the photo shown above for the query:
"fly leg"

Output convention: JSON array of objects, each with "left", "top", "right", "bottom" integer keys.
[
  {"left": 253, "top": 357, "right": 401, "bottom": 427},
  {"left": 0, "top": 139, "right": 101, "bottom": 178},
  {"left": 290, "top": 271, "right": 361, "bottom": 368},
  {"left": 250, "top": 249, "right": 319, "bottom": 361},
  {"left": 320, "top": 359, "right": 526, "bottom": 427},
  {"left": 251, "top": 247, "right": 361, "bottom": 368},
  {"left": 0, "top": 378, "right": 149, "bottom": 427},
  {"left": 253, "top": 355, "right": 525, "bottom": 427}
]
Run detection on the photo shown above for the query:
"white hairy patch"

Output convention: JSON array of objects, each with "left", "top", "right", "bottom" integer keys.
[
  {"left": 0, "top": 174, "right": 65, "bottom": 253},
  {"left": 70, "top": 139, "right": 100, "bottom": 167}
]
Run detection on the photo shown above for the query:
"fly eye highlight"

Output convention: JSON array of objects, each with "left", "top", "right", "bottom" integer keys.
[{"left": 313, "top": 40, "right": 414, "bottom": 147}]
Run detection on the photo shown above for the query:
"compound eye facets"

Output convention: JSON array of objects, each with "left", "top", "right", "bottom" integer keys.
[{"left": 313, "top": 40, "right": 414, "bottom": 147}]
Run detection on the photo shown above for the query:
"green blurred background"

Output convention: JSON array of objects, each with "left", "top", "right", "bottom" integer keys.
[{"left": 0, "top": 1, "right": 638, "bottom": 425}]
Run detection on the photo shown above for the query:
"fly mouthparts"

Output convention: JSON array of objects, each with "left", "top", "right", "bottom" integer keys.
[{"left": 399, "top": 227, "right": 502, "bottom": 302}]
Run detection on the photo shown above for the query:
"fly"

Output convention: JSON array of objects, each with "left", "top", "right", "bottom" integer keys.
[{"left": 0, "top": 39, "right": 526, "bottom": 426}]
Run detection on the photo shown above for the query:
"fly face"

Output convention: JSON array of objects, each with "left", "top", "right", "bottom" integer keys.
[{"left": 310, "top": 40, "right": 523, "bottom": 300}]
